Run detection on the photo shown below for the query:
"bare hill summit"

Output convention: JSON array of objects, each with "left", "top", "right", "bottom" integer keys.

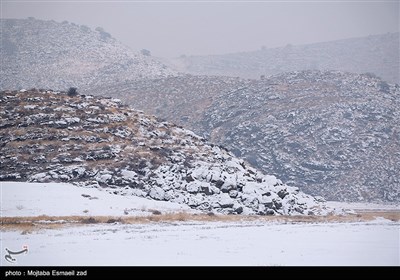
[{"left": 0, "top": 18, "right": 176, "bottom": 92}]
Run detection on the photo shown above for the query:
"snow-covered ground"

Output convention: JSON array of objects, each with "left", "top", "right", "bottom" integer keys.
[
  {"left": 0, "top": 182, "right": 192, "bottom": 217},
  {"left": 1, "top": 220, "right": 398, "bottom": 266},
  {"left": 327, "top": 201, "right": 399, "bottom": 211},
  {"left": 1, "top": 182, "right": 399, "bottom": 266}
]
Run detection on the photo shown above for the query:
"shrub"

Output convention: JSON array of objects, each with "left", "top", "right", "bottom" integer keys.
[
  {"left": 67, "top": 87, "right": 78, "bottom": 96},
  {"left": 151, "top": 210, "right": 162, "bottom": 215},
  {"left": 140, "top": 49, "right": 151, "bottom": 56},
  {"left": 81, "top": 217, "right": 97, "bottom": 224},
  {"left": 95, "top": 27, "right": 111, "bottom": 40},
  {"left": 378, "top": 81, "right": 390, "bottom": 93}
]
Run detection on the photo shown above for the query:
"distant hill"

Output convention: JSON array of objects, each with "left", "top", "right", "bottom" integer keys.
[
  {"left": 0, "top": 18, "right": 177, "bottom": 92},
  {"left": 0, "top": 89, "right": 332, "bottom": 215},
  {"left": 164, "top": 33, "right": 399, "bottom": 84},
  {"left": 98, "top": 71, "right": 400, "bottom": 203}
]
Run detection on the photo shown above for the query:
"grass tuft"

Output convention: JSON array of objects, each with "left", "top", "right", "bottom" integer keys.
[{"left": 1, "top": 210, "right": 398, "bottom": 232}]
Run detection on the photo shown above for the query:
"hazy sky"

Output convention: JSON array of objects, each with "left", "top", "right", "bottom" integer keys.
[{"left": 2, "top": 0, "right": 399, "bottom": 57}]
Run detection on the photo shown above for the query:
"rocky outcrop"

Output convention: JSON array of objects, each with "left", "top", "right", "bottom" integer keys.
[
  {"left": 0, "top": 89, "right": 335, "bottom": 215},
  {"left": 200, "top": 71, "right": 400, "bottom": 202},
  {"left": 96, "top": 71, "right": 400, "bottom": 203}
]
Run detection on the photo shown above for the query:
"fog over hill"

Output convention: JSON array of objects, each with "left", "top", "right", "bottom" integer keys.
[
  {"left": 163, "top": 33, "right": 399, "bottom": 84},
  {"left": 0, "top": 18, "right": 177, "bottom": 92}
]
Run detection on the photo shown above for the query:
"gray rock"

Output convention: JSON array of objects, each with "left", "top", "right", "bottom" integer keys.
[
  {"left": 186, "top": 183, "right": 200, "bottom": 194},
  {"left": 201, "top": 185, "right": 213, "bottom": 195},
  {"left": 278, "top": 189, "right": 289, "bottom": 199},
  {"left": 234, "top": 206, "right": 243, "bottom": 214},
  {"left": 273, "top": 200, "right": 283, "bottom": 210},
  {"left": 228, "top": 190, "right": 238, "bottom": 198},
  {"left": 149, "top": 187, "right": 165, "bottom": 200}
]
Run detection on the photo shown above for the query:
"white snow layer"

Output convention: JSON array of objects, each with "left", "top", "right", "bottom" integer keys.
[
  {"left": 1, "top": 182, "right": 399, "bottom": 266},
  {"left": 0, "top": 182, "right": 191, "bottom": 217},
  {"left": 1, "top": 221, "right": 398, "bottom": 266}
]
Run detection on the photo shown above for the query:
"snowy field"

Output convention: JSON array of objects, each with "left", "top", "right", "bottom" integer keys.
[
  {"left": 1, "top": 220, "right": 398, "bottom": 266},
  {"left": 0, "top": 182, "right": 193, "bottom": 217},
  {"left": 1, "top": 182, "right": 399, "bottom": 266}
]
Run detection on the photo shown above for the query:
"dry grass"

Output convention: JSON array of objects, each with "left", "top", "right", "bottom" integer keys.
[
  {"left": 11, "top": 128, "right": 27, "bottom": 137},
  {"left": 1, "top": 210, "right": 399, "bottom": 233},
  {"left": 355, "top": 211, "right": 400, "bottom": 222}
]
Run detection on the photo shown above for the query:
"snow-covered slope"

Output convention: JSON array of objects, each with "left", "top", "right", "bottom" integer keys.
[
  {"left": 199, "top": 71, "right": 400, "bottom": 202},
  {"left": 0, "top": 18, "right": 177, "bottom": 92},
  {"left": 97, "top": 71, "right": 400, "bottom": 203},
  {"left": 0, "top": 89, "right": 332, "bottom": 215},
  {"left": 0, "top": 182, "right": 191, "bottom": 217},
  {"left": 165, "top": 32, "right": 399, "bottom": 84}
]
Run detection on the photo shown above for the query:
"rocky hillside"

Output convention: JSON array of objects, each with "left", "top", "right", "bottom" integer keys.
[
  {"left": 200, "top": 71, "right": 400, "bottom": 202},
  {"left": 0, "top": 89, "right": 333, "bottom": 215},
  {"left": 91, "top": 75, "right": 248, "bottom": 130},
  {"left": 165, "top": 32, "right": 399, "bottom": 84},
  {"left": 97, "top": 71, "right": 400, "bottom": 203},
  {"left": 0, "top": 18, "right": 176, "bottom": 92}
]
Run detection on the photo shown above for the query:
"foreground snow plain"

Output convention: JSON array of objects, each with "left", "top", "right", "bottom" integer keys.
[
  {"left": 2, "top": 220, "right": 399, "bottom": 266},
  {"left": 1, "top": 182, "right": 192, "bottom": 217},
  {"left": 1, "top": 182, "right": 399, "bottom": 266}
]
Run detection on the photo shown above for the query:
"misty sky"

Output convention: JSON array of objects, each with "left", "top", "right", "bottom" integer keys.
[{"left": 2, "top": 0, "right": 399, "bottom": 58}]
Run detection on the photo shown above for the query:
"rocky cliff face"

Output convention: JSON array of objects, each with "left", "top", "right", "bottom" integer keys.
[
  {"left": 0, "top": 89, "right": 333, "bottom": 215},
  {"left": 0, "top": 18, "right": 177, "bottom": 92},
  {"left": 95, "top": 71, "right": 400, "bottom": 203}
]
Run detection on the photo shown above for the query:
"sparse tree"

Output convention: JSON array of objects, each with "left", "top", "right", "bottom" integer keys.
[
  {"left": 67, "top": 87, "right": 78, "bottom": 96},
  {"left": 378, "top": 81, "right": 390, "bottom": 93},
  {"left": 95, "top": 27, "right": 111, "bottom": 40},
  {"left": 363, "top": 72, "right": 378, "bottom": 79},
  {"left": 80, "top": 25, "right": 90, "bottom": 33},
  {"left": 140, "top": 49, "right": 151, "bottom": 56}
]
